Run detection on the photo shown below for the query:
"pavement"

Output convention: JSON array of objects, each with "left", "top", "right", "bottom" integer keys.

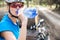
[{"left": 37, "top": 6, "right": 60, "bottom": 40}]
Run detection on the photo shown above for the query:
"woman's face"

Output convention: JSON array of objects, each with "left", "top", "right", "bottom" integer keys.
[{"left": 9, "top": 2, "right": 24, "bottom": 16}]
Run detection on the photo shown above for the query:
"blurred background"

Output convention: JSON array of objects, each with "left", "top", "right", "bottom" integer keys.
[{"left": 0, "top": 0, "right": 60, "bottom": 40}]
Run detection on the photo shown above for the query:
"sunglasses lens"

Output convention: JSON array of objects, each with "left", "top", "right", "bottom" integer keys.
[
  {"left": 10, "top": 2, "right": 24, "bottom": 8},
  {"left": 18, "top": 4, "right": 24, "bottom": 8}
]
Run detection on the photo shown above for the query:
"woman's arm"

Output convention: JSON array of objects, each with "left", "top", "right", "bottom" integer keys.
[
  {"left": 1, "top": 31, "right": 16, "bottom": 40},
  {"left": 18, "top": 22, "right": 27, "bottom": 40},
  {"left": 18, "top": 13, "right": 28, "bottom": 40}
]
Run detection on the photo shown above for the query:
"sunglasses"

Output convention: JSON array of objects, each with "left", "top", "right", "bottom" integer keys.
[{"left": 9, "top": 2, "right": 24, "bottom": 8}]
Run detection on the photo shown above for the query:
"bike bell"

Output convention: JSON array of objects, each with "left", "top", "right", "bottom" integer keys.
[{"left": 23, "top": 7, "right": 37, "bottom": 18}]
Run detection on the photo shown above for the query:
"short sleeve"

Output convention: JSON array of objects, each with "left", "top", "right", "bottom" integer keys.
[{"left": 0, "top": 22, "right": 11, "bottom": 33}]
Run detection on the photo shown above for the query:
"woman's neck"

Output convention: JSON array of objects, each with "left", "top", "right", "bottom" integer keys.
[{"left": 8, "top": 14, "right": 17, "bottom": 24}]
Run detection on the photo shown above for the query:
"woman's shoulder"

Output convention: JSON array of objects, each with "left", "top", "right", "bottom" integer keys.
[{"left": 0, "top": 22, "right": 11, "bottom": 33}]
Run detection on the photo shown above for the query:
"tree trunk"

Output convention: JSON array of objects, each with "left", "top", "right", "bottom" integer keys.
[
  {"left": 26, "top": 0, "right": 29, "bottom": 7},
  {"left": 59, "top": 5, "right": 60, "bottom": 9},
  {"left": 55, "top": 4, "right": 58, "bottom": 9}
]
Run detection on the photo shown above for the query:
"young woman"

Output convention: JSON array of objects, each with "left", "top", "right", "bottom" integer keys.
[{"left": 0, "top": 0, "right": 28, "bottom": 40}]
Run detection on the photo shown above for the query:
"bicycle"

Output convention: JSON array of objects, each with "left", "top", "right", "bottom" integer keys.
[{"left": 30, "top": 19, "right": 49, "bottom": 40}]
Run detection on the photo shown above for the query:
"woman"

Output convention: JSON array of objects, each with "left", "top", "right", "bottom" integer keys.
[{"left": 0, "top": 0, "right": 28, "bottom": 40}]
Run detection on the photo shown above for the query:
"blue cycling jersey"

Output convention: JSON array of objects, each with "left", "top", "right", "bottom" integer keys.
[{"left": 0, "top": 14, "right": 20, "bottom": 40}]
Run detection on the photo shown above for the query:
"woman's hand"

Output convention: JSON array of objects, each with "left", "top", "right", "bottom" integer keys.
[
  {"left": 18, "top": 7, "right": 28, "bottom": 24},
  {"left": 18, "top": 12, "right": 28, "bottom": 25}
]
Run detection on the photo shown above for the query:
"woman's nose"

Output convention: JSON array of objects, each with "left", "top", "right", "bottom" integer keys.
[{"left": 16, "top": 6, "right": 20, "bottom": 9}]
